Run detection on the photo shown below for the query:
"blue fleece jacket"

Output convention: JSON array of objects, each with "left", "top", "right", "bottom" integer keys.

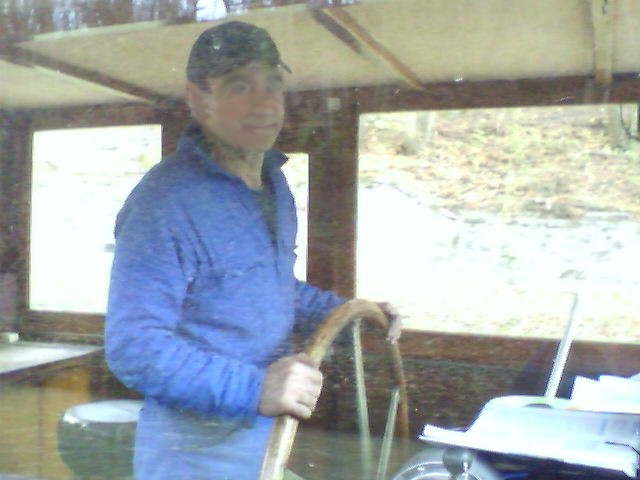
[{"left": 104, "top": 127, "right": 344, "bottom": 479}]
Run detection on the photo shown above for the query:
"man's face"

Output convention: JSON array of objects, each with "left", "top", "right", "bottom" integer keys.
[{"left": 186, "top": 62, "right": 285, "bottom": 152}]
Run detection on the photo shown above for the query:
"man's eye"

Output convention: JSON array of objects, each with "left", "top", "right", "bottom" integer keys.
[{"left": 229, "top": 82, "right": 250, "bottom": 95}]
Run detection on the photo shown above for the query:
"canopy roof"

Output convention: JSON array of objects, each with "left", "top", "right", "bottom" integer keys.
[{"left": 2, "top": 0, "right": 639, "bottom": 110}]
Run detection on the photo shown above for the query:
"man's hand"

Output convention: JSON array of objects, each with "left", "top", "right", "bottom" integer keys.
[
  {"left": 377, "top": 301, "right": 403, "bottom": 343},
  {"left": 258, "top": 353, "right": 323, "bottom": 420}
]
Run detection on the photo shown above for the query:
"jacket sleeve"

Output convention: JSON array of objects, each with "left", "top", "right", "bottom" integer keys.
[
  {"left": 104, "top": 196, "right": 263, "bottom": 425},
  {"left": 292, "top": 279, "right": 346, "bottom": 337}
]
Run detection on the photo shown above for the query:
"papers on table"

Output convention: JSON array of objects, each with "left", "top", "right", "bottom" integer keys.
[{"left": 420, "top": 389, "right": 640, "bottom": 477}]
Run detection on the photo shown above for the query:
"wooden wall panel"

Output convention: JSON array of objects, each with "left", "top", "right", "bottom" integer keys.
[
  {"left": 20, "top": 311, "right": 105, "bottom": 344},
  {"left": 39, "top": 367, "right": 93, "bottom": 479},
  {"left": 0, "top": 364, "right": 94, "bottom": 479},
  {"left": 0, "top": 382, "right": 41, "bottom": 477}
]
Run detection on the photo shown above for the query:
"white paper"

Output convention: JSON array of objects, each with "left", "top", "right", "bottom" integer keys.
[{"left": 571, "top": 375, "right": 640, "bottom": 414}]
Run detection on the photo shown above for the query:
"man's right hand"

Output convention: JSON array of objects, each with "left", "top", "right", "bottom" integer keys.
[{"left": 258, "top": 353, "right": 323, "bottom": 420}]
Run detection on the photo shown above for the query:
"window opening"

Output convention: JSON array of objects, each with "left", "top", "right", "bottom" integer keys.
[
  {"left": 357, "top": 105, "right": 640, "bottom": 342},
  {"left": 30, "top": 125, "right": 162, "bottom": 313}
]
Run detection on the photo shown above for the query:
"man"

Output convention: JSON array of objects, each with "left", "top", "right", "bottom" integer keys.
[{"left": 105, "top": 21, "right": 400, "bottom": 479}]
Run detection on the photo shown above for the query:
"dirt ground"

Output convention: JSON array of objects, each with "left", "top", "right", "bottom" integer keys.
[{"left": 359, "top": 106, "right": 640, "bottom": 221}]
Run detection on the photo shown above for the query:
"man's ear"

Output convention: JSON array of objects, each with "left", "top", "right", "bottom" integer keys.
[
  {"left": 184, "top": 81, "right": 199, "bottom": 117},
  {"left": 185, "top": 80, "right": 211, "bottom": 124}
]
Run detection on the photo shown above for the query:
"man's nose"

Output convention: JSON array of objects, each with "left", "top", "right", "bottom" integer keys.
[{"left": 252, "top": 87, "right": 280, "bottom": 111}]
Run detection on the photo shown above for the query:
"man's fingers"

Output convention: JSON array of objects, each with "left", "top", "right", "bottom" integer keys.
[
  {"left": 258, "top": 353, "right": 324, "bottom": 418},
  {"left": 298, "top": 390, "right": 320, "bottom": 410},
  {"left": 272, "top": 389, "right": 318, "bottom": 420},
  {"left": 288, "top": 356, "right": 323, "bottom": 387},
  {"left": 289, "top": 402, "right": 313, "bottom": 420},
  {"left": 386, "top": 315, "right": 403, "bottom": 343},
  {"left": 377, "top": 301, "right": 404, "bottom": 343},
  {"left": 378, "top": 301, "right": 399, "bottom": 317},
  {"left": 291, "top": 352, "right": 319, "bottom": 369},
  {"left": 292, "top": 390, "right": 320, "bottom": 419},
  {"left": 291, "top": 372, "right": 323, "bottom": 407}
]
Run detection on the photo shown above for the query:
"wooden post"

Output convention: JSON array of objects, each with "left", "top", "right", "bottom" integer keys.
[
  {"left": 157, "top": 101, "right": 190, "bottom": 157},
  {"left": 307, "top": 93, "right": 359, "bottom": 298},
  {"left": 0, "top": 111, "right": 32, "bottom": 315}
]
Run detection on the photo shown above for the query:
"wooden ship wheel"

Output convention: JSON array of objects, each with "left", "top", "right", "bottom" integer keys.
[{"left": 259, "top": 299, "right": 410, "bottom": 480}]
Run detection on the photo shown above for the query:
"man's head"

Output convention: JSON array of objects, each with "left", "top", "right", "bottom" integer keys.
[
  {"left": 187, "top": 21, "right": 290, "bottom": 89},
  {"left": 185, "top": 22, "right": 289, "bottom": 152}
]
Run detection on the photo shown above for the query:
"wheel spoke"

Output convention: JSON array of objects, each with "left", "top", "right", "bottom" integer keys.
[
  {"left": 353, "top": 320, "right": 373, "bottom": 479},
  {"left": 376, "top": 387, "right": 399, "bottom": 480},
  {"left": 284, "top": 469, "right": 307, "bottom": 480}
]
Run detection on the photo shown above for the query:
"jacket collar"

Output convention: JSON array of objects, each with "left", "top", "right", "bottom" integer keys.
[{"left": 176, "top": 122, "right": 288, "bottom": 180}]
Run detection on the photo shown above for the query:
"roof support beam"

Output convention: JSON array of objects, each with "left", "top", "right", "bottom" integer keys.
[
  {"left": 29, "top": 103, "right": 161, "bottom": 131},
  {"left": 20, "top": 74, "right": 640, "bottom": 128},
  {"left": 356, "top": 74, "right": 640, "bottom": 114},
  {"left": 310, "top": 8, "right": 363, "bottom": 56},
  {"left": 3, "top": 44, "right": 165, "bottom": 104},
  {"left": 318, "top": 7, "right": 424, "bottom": 91}
]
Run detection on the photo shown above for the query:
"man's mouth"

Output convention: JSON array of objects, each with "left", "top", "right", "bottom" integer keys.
[{"left": 243, "top": 123, "right": 279, "bottom": 132}]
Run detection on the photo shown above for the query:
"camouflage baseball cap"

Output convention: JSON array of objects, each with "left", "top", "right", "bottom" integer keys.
[{"left": 186, "top": 21, "right": 291, "bottom": 85}]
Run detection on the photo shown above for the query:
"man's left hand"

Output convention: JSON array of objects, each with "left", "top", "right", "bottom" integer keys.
[{"left": 377, "top": 301, "right": 403, "bottom": 343}]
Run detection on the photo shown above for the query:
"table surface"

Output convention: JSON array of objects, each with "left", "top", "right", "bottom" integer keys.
[{"left": 0, "top": 341, "right": 102, "bottom": 376}]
